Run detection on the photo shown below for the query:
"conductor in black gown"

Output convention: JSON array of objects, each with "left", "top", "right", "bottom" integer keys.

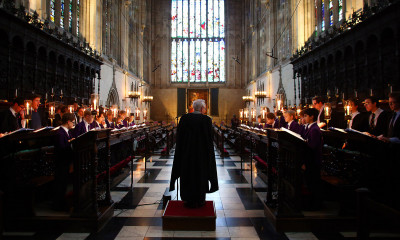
[{"left": 170, "top": 99, "right": 219, "bottom": 208}]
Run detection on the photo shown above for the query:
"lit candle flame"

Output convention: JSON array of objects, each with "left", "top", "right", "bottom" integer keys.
[{"left": 26, "top": 103, "right": 30, "bottom": 115}]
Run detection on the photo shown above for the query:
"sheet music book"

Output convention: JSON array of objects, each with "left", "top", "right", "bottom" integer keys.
[
  {"left": 280, "top": 127, "right": 305, "bottom": 141},
  {"left": 2, "top": 128, "right": 33, "bottom": 137},
  {"left": 52, "top": 126, "right": 61, "bottom": 131},
  {"left": 345, "top": 128, "right": 374, "bottom": 138},
  {"left": 328, "top": 127, "right": 347, "bottom": 134},
  {"left": 33, "top": 126, "right": 54, "bottom": 132}
]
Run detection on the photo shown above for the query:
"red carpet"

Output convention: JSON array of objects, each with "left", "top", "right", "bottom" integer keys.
[
  {"left": 163, "top": 200, "right": 216, "bottom": 230},
  {"left": 163, "top": 200, "right": 215, "bottom": 217}
]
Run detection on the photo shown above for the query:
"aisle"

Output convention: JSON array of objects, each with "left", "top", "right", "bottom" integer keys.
[{"left": 89, "top": 146, "right": 277, "bottom": 239}]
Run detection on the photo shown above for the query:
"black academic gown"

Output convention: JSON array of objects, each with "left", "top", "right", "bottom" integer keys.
[
  {"left": 350, "top": 112, "right": 369, "bottom": 132},
  {"left": 0, "top": 109, "right": 21, "bottom": 133},
  {"left": 368, "top": 110, "right": 391, "bottom": 136},
  {"left": 170, "top": 112, "right": 219, "bottom": 202}
]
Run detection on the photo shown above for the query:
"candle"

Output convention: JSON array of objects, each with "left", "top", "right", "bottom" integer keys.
[
  {"left": 346, "top": 105, "right": 350, "bottom": 116},
  {"left": 69, "top": 106, "right": 73, "bottom": 113},
  {"left": 26, "top": 103, "right": 30, "bottom": 115},
  {"left": 15, "top": 89, "right": 18, "bottom": 97},
  {"left": 354, "top": 90, "right": 358, "bottom": 98},
  {"left": 50, "top": 106, "right": 54, "bottom": 116},
  {"left": 370, "top": 89, "right": 373, "bottom": 96},
  {"left": 390, "top": 85, "right": 393, "bottom": 93},
  {"left": 297, "top": 109, "right": 301, "bottom": 115},
  {"left": 51, "top": 88, "right": 54, "bottom": 94},
  {"left": 324, "top": 106, "right": 330, "bottom": 117},
  {"left": 277, "top": 100, "right": 281, "bottom": 111},
  {"left": 93, "top": 99, "right": 97, "bottom": 110},
  {"left": 61, "top": 89, "right": 63, "bottom": 95},
  {"left": 45, "top": 93, "right": 48, "bottom": 100}
]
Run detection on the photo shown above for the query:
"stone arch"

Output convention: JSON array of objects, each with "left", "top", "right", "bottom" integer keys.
[{"left": 106, "top": 87, "right": 120, "bottom": 108}]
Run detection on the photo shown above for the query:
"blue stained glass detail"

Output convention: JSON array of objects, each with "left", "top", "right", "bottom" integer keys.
[
  {"left": 321, "top": 0, "right": 325, "bottom": 31},
  {"left": 69, "top": 2, "right": 73, "bottom": 32},
  {"left": 60, "top": 0, "right": 64, "bottom": 28},
  {"left": 329, "top": 0, "right": 333, "bottom": 26}
]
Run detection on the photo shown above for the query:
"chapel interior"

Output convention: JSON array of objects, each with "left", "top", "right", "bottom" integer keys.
[{"left": 0, "top": 0, "right": 400, "bottom": 239}]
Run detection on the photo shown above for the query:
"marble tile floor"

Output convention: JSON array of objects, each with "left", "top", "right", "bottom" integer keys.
[{"left": 3, "top": 147, "right": 399, "bottom": 240}]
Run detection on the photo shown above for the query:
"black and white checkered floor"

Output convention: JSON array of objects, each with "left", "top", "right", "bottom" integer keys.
[{"left": 3, "top": 147, "right": 400, "bottom": 240}]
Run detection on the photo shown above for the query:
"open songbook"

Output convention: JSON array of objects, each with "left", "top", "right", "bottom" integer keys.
[
  {"left": 328, "top": 127, "right": 347, "bottom": 133},
  {"left": 2, "top": 128, "right": 33, "bottom": 137},
  {"left": 33, "top": 126, "right": 54, "bottom": 133},
  {"left": 280, "top": 127, "right": 305, "bottom": 141},
  {"left": 344, "top": 128, "right": 375, "bottom": 138}
]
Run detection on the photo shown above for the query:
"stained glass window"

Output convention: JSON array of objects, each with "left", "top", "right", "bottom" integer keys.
[
  {"left": 315, "top": 0, "right": 318, "bottom": 34},
  {"left": 50, "top": 0, "right": 55, "bottom": 22},
  {"left": 321, "top": 0, "right": 325, "bottom": 31},
  {"left": 338, "top": 0, "right": 343, "bottom": 22},
  {"left": 69, "top": 2, "right": 73, "bottom": 32},
  {"left": 77, "top": 0, "right": 80, "bottom": 35},
  {"left": 329, "top": 0, "right": 333, "bottom": 26},
  {"left": 171, "top": 0, "right": 225, "bottom": 83},
  {"left": 60, "top": 0, "right": 65, "bottom": 28}
]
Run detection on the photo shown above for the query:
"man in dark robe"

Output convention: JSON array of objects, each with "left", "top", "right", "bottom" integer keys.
[
  {"left": 170, "top": 99, "right": 218, "bottom": 208},
  {"left": 378, "top": 93, "right": 400, "bottom": 144},
  {"left": 364, "top": 96, "right": 391, "bottom": 136},
  {"left": 29, "top": 94, "right": 47, "bottom": 130},
  {"left": 0, "top": 97, "right": 25, "bottom": 134},
  {"left": 348, "top": 98, "right": 369, "bottom": 131}
]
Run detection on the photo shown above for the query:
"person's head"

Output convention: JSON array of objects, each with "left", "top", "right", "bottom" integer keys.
[
  {"left": 61, "top": 112, "right": 75, "bottom": 129},
  {"left": 303, "top": 108, "right": 319, "bottom": 124},
  {"left": 348, "top": 98, "right": 359, "bottom": 112},
  {"left": 12, "top": 97, "right": 25, "bottom": 113},
  {"left": 83, "top": 110, "right": 93, "bottom": 124},
  {"left": 232, "top": 114, "right": 237, "bottom": 119},
  {"left": 283, "top": 110, "right": 296, "bottom": 123},
  {"left": 60, "top": 105, "right": 68, "bottom": 115},
  {"left": 312, "top": 96, "right": 324, "bottom": 111},
  {"left": 364, "top": 96, "right": 379, "bottom": 112},
  {"left": 299, "top": 110, "right": 306, "bottom": 125},
  {"left": 257, "top": 115, "right": 262, "bottom": 123},
  {"left": 266, "top": 112, "right": 275, "bottom": 125},
  {"left": 106, "top": 110, "right": 113, "bottom": 120},
  {"left": 193, "top": 99, "right": 206, "bottom": 114},
  {"left": 119, "top": 110, "right": 127, "bottom": 119},
  {"left": 30, "top": 94, "right": 41, "bottom": 110},
  {"left": 77, "top": 107, "right": 84, "bottom": 117},
  {"left": 129, "top": 113, "right": 134, "bottom": 121},
  {"left": 389, "top": 93, "right": 400, "bottom": 111},
  {"left": 96, "top": 112, "right": 105, "bottom": 123},
  {"left": 56, "top": 105, "right": 62, "bottom": 114},
  {"left": 73, "top": 101, "right": 78, "bottom": 111},
  {"left": 276, "top": 110, "right": 283, "bottom": 117},
  {"left": 117, "top": 116, "right": 122, "bottom": 124}
]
